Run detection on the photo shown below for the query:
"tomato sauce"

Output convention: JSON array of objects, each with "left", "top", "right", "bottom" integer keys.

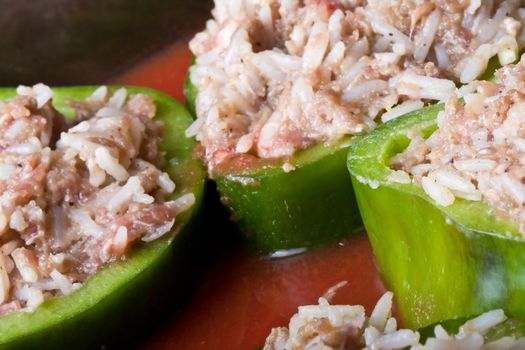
[
  {"left": 115, "top": 42, "right": 386, "bottom": 350},
  {"left": 113, "top": 40, "right": 193, "bottom": 102},
  {"left": 143, "top": 234, "right": 385, "bottom": 350}
]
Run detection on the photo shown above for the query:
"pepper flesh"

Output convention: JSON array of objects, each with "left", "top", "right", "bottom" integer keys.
[
  {"left": 0, "top": 86, "right": 206, "bottom": 348},
  {"left": 184, "top": 57, "right": 198, "bottom": 118},
  {"left": 185, "top": 72, "right": 362, "bottom": 252},
  {"left": 213, "top": 138, "right": 362, "bottom": 252},
  {"left": 347, "top": 104, "right": 525, "bottom": 329}
]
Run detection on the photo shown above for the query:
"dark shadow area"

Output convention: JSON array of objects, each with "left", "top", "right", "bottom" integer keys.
[
  {"left": 0, "top": 0, "right": 212, "bottom": 86},
  {"left": 111, "top": 181, "right": 243, "bottom": 349}
]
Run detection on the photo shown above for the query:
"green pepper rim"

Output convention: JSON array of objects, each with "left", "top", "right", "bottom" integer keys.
[
  {"left": 347, "top": 103, "right": 525, "bottom": 328},
  {"left": 184, "top": 56, "right": 198, "bottom": 118},
  {"left": 184, "top": 59, "right": 355, "bottom": 178},
  {"left": 213, "top": 136, "right": 355, "bottom": 178},
  {"left": 347, "top": 103, "right": 522, "bottom": 241},
  {"left": 0, "top": 86, "right": 205, "bottom": 345},
  {"left": 185, "top": 60, "right": 361, "bottom": 252}
]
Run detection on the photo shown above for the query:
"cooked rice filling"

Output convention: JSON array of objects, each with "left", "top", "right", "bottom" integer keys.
[
  {"left": 391, "top": 56, "right": 525, "bottom": 235},
  {"left": 189, "top": 0, "right": 525, "bottom": 169},
  {"left": 0, "top": 85, "right": 194, "bottom": 315},
  {"left": 263, "top": 292, "right": 525, "bottom": 350}
]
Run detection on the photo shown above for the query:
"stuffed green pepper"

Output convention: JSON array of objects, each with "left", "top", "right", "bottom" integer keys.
[
  {"left": 263, "top": 291, "right": 525, "bottom": 349},
  {"left": 186, "top": 0, "right": 525, "bottom": 252},
  {"left": 0, "top": 84, "right": 205, "bottom": 348},
  {"left": 348, "top": 57, "right": 525, "bottom": 329}
]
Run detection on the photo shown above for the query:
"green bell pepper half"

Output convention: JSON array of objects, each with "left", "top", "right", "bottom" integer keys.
[
  {"left": 347, "top": 104, "right": 525, "bottom": 329},
  {"left": 0, "top": 86, "right": 206, "bottom": 349},
  {"left": 184, "top": 68, "right": 362, "bottom": 253}
]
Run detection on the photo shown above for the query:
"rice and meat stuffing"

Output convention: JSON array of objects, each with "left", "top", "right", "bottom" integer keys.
[
  {"left": 391, "top": 56, "right": 525, "bottom": 235},
  {"left": 188, "top": 0, "right": 525, "bottom": 170},
  {"left": 264, "top": 292, "right": 525, "bottom": 349},
  {"left": 0, "top": 85, "right": 194, "bottom": 315}
]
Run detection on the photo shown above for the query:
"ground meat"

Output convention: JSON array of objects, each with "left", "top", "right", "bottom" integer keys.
[
  {"left": 264, "top": 292, "right": 523, "bottom": 349},
  {"left": 189, "top": 0, "right": 525, "bottom": 171},
  {"left": 392, "top": 57, "right": 525, "bottom": 235},
  {"left": 0, "top": 85, "right": 192, "bottom": 315}
]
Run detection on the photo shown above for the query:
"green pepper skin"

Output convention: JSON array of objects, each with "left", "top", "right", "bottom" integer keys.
[
  {"left": 184, "top": 56, "right": 198, "bottom": 118},
  {"left": 0, "top": 87, "right": 206, "bottom": 349},
  {"left": 185, "top": 69, "right": 362, "bottom": 252},
  {"left": 485, "top": 318, "right": 525, "bottom": 342},
  {"left": 213, "top": 138, "right": 362, "bottom": 252},
  {"left": 347, "top": 105, "right": 525, "bottom": 329}
]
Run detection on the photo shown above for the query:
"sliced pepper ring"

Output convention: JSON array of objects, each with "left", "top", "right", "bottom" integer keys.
[
  {"left": 0, "top": 86, "right": 206, "bottom": 348},
  {"left": 347, "top": 104, "right": 525, "bottom": 329},
  {"left": 213, "top": 136, "right": 362, "bottom": 252},
  {"left": 185, "top": 72, "right": 362, "bottom": 253}
]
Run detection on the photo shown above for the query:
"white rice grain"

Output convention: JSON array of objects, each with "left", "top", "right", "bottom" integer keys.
[
  {"left": 483, "top": 336, "right": 519, "bottom": 350},
  {"left": 369, "top": 291, "right": 393, "bottom": 331},
  {"left": 382, "top": 100, "right": 424, "bottom": 122},
  {"left": 107, "top": 176, "right": 144, "bottom": 213},
  {"left": 50, "top": 269, "right": 75, "bottom": 295},
  {"left": 15, "top": 286, "right": 44, "bottom": 310},
  {"left": 453, "top": 159, "right": 497, "bottom": 172},
  {"left": 0, "top": 256, "right": 10, "bottom": 304},
  {"left": 170, "top": 193, "right": 196, "bottom": 215},
  {"left": 11, "top": 248, "right": 39, "bottom": 283},
  {"left": 388, "top": 170, "right": 411, "bottom": 184},
  {"left": 108, "top": 88, "right": 128, "bottom": 109},
  {"left": 434, "top": 325, "right": 451, "bottom": 340},
  {"left": 424, "top": 333, "right": 484, "bottom": 349},
  {"left": 141, "top": 219, "right": 175, "bottom": 242},
  {"left": 367, "top": 13, "right": 414, "bottom": 54},
  {"left": 421, "top": 175, "right": 455, "bottom": 206},
  {"left": 497, "top": 35, "right": 519, "bottom": 65},
  {"left": 395, "top": 74, "right": 456, "bottom": 101},
  {"left": 460, "top": 44, "right": 493, "bottom": 83},
  {"left": 384, "top": 317, "right": 397, "bottom": 334},
  {"left": 343, "top": 80, "right": 388, "bottom": 102},
  {"left": 414, "top": 9, "right": 441, "bottom": 62},
  {"left": 433, "top": 169, "right": 478, "bottom": 195},
  {"left": 89, "top": 85, "right": 108, "bottom": 101},
  {"left": 95, "top": 147, "right": 129, "bottom": 182},
  {"left": 374, "top": 329, "right": 420, "bottom": 349},
  {"left": 501, "top": 174, "right": 525, "bottom": 205},
  {"left": 364, "top": 326, "right": 381, "bottom": 346},
  {"left": 460, "top": 309, "right": 507, "bottom": 336},
  {"left": 157, "top": 173, "right": 176, "bottom": 193},
  {"left": 32, "top": 83, "right": 53, "bottom": 108},
  {"left": 303, "top": 21, "right": 331, "bottom": 70}
]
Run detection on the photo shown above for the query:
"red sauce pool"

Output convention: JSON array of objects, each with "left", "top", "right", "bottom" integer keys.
[
  {"left": 113, "top": 41, "right": 193, "bottom": 102},
  {"left": 115, "top": 42, "right": 386, "bottom": 350},
  {"left": 143, "top": 234, "right": 385, "bottom": 350}
]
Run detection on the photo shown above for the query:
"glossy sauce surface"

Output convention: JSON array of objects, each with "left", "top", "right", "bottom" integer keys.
[{"left": 115, "top": 42, "right": 386, "bottom": 350}]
